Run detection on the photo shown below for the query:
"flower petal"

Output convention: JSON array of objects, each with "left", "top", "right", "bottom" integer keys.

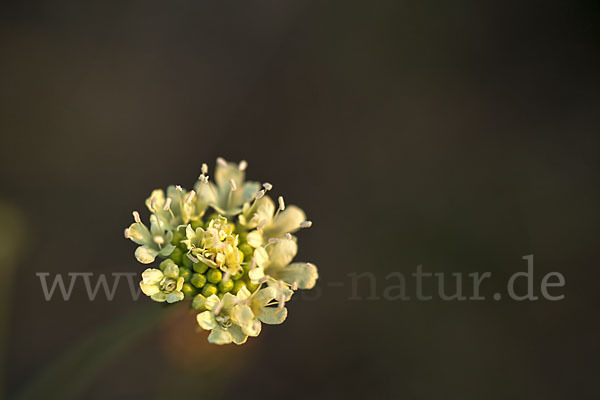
[
  {"left": 252, "top": 286, "right": 277, "bottom": 306},
  {"left": 139, "top": 282, "right": 160, "bottom": 296},
  {"left": 208, "top": 327, "right": 233, "bottom": 345},
  {"left": 163, "top": 263, "right": 179, "bottom": 279},
  {"left": 257, "top": 306, "right": 288, "bottom": 325},
  {"left": 127, "top": 222, "right": 152, "bottom": 246},
  {"left": 267, "top": 238, "right": 297, "bottom": 267},
  {"left": 236, "top": 286, "right": 252, "bottom": 301},
  {"left": 265, "top": 262, "right": 319, "bottom": 289},
  {"left": 196, "top": 311, "right": 217, "bottom": 330},
  {"left": 248, "top": 267, "right": 264, "bottom": 282},
  {"left": 246, "top": 230, "right": 264, "bottom": 248},
  {"left": 166, "top": 291, "right": 184, "bottom": 303},
  {"left": 145, "top": 189, "right": 166, "bottom": 212},
  {"left": 151, "top": 292, "right": 167, "bottom": 302},
  {"left": 263, "top": 206, "right": 305, "bottom": 238},
  {"left": 231, "top": 305, "right": 258, "bottom": 336},
  {"left": 204, "top": 294, "right": 220, "bottom": 311},
  {"left": 228, "top": 325, "right": 248, "bottom": 345},
  {"left": 141, "top": 268, "right": 163, "bottom": 285},
  {"left": 158, "top": 243, "right": 176, "bottom": 257},
  {"left": 253, "top": 247, "right": 269, "bottom": 267},
  {"left": 135, "top": 246, "right": 158, "bottom": 264}
]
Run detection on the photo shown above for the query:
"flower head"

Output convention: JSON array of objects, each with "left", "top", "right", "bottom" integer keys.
[{"left": 125, "top": 158, "right": 318, "bottom": 345}]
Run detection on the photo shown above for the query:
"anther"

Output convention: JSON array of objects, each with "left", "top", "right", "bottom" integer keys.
[
  {"left": 254, "top": 189, "right": 265, "bottom": 200},
  {"left": 291, "top": 282, "right": 298, "bottom": 290},
  {"left": 229, "top": 179, "right": 237, "bottom": 191},
  {"left": 278, "top": 196, "right": 285, "bottom": 211},
  {"left": 175, "top": 185, "right": 183, "bottom": 192},
  {"left": 150, "top": 197, "right": 157, "bottom": 211},
  {"left": 300, "top": 221, "right": 312, "bottom": 228},
  {"left": 124, "top": 228, "right": 130, "bottom": 239},
  {"left": 257, "top": 219, "right": 266, "bottom": 230},
  {"left": 239, "top": 160, "right": 247, "bottom": 171},
  {"left": 263, "top": 182, "right": 273, "bottom": 191},
  {"left": 153, "top": 235, "right": 164, "bottom": 245},
  {"left": 269, "top": 238, "right": 281, "bottom": 244},
  {"left": 217, "top": 157, "right": 227, "bottom": 168},
  {"left": 285, "top": 233, "right": 292, "bottom": 240},
  {"left": 163, "top": 197, "right": 172, "bottom": 211},
  {"left": 132, "top": 211, "right": 141, "bottom": 224},
  {"left": 201, "top": 163, "right": 208, "bottom": 174}
]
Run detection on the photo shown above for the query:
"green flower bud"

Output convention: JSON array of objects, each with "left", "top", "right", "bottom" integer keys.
[
  {"left": 191, "top": 220, "right": 203, "bottom": 230},
  {"left": 231, "top": 269, "right": 244, "bottom": 280},
  {"left": 171, "top": 229, "right": 186, "bottom": 246},
  {"left": 218, "top": 279, "right": 234, "bottom": 293},
  {"left": 191, "top": 273, "right": 207, "bottom": 289},
  {"left": 205, "top": 213, "right": 220, "bottom": 224},
  {"left": 201, "top": 283, "right": 218, "bottom": 297},
  {"left": 239, "top": 243, "right": 253, "bottom": 260},
  {"left": 193, "top": 262, "right": 209, "bottom": 274},
  {"left": 182, "top": 253, "right": 194, "bottom": 268},
  {"left": 207, "top": 269, "right": 222, "bottom": 284},
  {"left": 246, "top": 281, "right": 259, "bottom": 292},
  {"left": 192, "top": 294, "right": 207, "bottom": 311},
  {"left": 232, "top": 280, "right": 247, "bottom": 294},
  {"left": 182, "top": 283, "right": 198, "bottom": 298},
  {"left": 169, "top": 247, "right": 183, "bottom": 265},
  {"left": 179, "top": 267, "right": 192, "bottom": 282}
]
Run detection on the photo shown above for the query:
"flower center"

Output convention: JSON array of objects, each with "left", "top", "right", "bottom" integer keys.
[
  {"left": 161, "top": 278, "right": 177, "bottom": 292},
  {"left": 216, "top": 315, "right": 232, "bottom": 329}
]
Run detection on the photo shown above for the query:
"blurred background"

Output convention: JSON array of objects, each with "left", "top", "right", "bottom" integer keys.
[{"left": 1, "top": 0, "right": 599, "bottom": 399}]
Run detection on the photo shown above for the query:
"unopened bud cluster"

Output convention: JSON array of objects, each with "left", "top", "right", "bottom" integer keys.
[{"left": 125, "top": 158, "right": 318, "bottom": 345}]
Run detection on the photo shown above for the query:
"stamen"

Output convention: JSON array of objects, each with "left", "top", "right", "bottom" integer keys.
[
  {"left": 198, "top": 174, "right": 209, "bottom": 184},
  {"left": 124, "top": 228, "right": 130, "bottom": 239},
  {"left": 229, "top": 179, "right": 237, "bottom": 191},
  {"left": 263, "top": 182, "right": 273, "bottom": 191},
  {"left": 300, "top": 220, "right": 312, "bottom": 228},
  {"left": 257, "top": 219, "right": 266, "bottom": 230},
  {"left": 213, "top": 301, "right": 224, "bottom": 315},
  {"left": 163, "top": 197, "right": 172, "bottom": 211},
  {"left": 184, "top": 190, "right": 196, "bottom": 204},
  {"left": 268, "top": 238, "right": 281, "bottom": 244},
  {"left": 132, "top": 211, "right": 141, "bottom": 224},
  {"left": 150, "top": 197, "right": 157, "bottom": 211},
  {"left": 291, "top": 282, "right": 298, "bottom": 290},
  {"left": 217, "top": 157, "right": 227, "bottom": 168},
  {"left": 278, "top": 196, "right": 285, "bottom": 211},
  {"left": 201, "top": 163, "right": 208, "bottom": 174},
  {"left": 153, "top": 236, "right": 165, "bottom": 245},
  {"left": 175, "top": 185, "right": 183, "bottom": 192},
  {"left": 187, "top": 253, "right": 199, "bottom": 263},
  {"left": 278, "top": 293, "right": 285, "bottom": 309},
  {"left": 254, "top": 189, "right": 265, "bottom": 200},
  {"left": 238, "top": 160, "right": 247, "bottom": 171},
  {"left": 222, "top": 271, "right": 231, "bottom": 282},
  {"left": 285, "top": 233, "right": 292, "bottom": 240}
]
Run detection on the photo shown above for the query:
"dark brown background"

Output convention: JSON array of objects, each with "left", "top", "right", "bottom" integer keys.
[{"left": 1, "top": 1, "right": 599, "bottom": 399}]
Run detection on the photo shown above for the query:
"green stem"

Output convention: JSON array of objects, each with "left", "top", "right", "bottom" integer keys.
[{"left": 14, "top": 304, "right": 173, "bottom": 400}]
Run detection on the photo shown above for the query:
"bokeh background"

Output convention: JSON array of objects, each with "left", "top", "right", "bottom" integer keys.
[{"left": 1, "top": 1, "right": 599, "bottom": 399}]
